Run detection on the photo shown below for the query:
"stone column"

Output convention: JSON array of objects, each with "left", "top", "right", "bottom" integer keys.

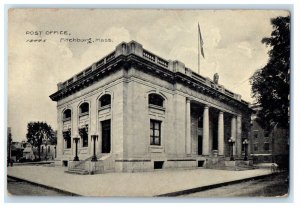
[
  {"left": 57, "top": 109, "right": 63, "bottom": 159},
  {"left": 202, "top": 105, "right": 210, "bottom": 155},
  {"left": 236, "top": 114, "right": 242, "bottom": 158},
  {"left": 90, "top": 97, "right": 97, "bottom": 156},
  {"left": 248, "top": 131, "right": 252, "bottom": 157},
  {"left": 186, "top": 98, "right": 191, "bottom": 155},
  {"left": 218, "top": 111, "right": 224, "bottom": 156},
  {"left": 231, "top": 116, "right": 237, "bottom": 156},
  {"left": 72, "top": 104, "right": 78, "bottom": 156}
]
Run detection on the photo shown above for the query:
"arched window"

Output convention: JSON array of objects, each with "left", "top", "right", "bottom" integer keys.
[
  {"left": 99, "top": 94, "right": 111, "bottom": 108},
  {"left": 63, "top": 109, "right": 71, "bottom": 121},
  {"left": 79, "top": 102, "right": 89, "bottom": 115},
  {"left": 149, "top": 93, "right": 164, "bottom": 107}
]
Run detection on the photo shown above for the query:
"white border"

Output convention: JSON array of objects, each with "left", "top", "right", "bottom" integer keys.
[{"left": 1, "top": 0, "right": 298, "bottom": 206}]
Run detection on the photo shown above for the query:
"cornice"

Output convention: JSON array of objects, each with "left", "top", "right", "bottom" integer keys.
[{"left": 50, "top": 41, "right": 250, "bottom": 113}]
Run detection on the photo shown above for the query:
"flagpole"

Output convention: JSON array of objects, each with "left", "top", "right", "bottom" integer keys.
[
  {"left": 198, "top": 23, "right": 205, "bottom": 75},
  {"left": 198, "top": 23, "right": 200, "bottom": 74}
]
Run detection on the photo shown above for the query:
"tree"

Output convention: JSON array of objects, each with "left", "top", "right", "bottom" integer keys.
[
  {"left": 250, "top": 15, "right": 290, "bottom": 130},
  {"left": 7, "top": 128, "right": 12, "bottom": 165},
  {"left": 26, "top": 122, "right": 55, "bottom": 160}
]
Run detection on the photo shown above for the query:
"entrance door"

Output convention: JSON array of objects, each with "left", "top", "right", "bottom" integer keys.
[
  {"left": 101, "top": 120, "right": 111, "bottom": 153},
  {"left": 198, "top": 116, "right": 203, "bottom": 155}
]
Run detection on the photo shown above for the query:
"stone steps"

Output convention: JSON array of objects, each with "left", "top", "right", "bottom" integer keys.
[{"left": 65, "top": 154, "right": 113, "bottom": 175}]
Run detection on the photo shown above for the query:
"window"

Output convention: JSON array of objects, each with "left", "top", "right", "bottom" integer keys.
[
  {"left": 150, "top": 120, "right": 161, "bottom": 145},
  {"left": 48, "top": 146, "right": 50, "bottom": 153},
  {"left": 254, "top": 143, "right": 258, "bottom": 151},
  {"left": 63, "top": 129, "right": 71, "bottom": 149},
  {"left": 154, "top": 161, "right": 164, "bottom": 169},
  {"left": 63, "top": 160, "right": 68, "bottom": 167},
  {"left": 99, "top": 94, "right": 111, "bottom": 107},
  {"left": 254, "top": 133, "right": 258, "bottom": 139},
  {"left": 198, "top": 160, "right": 204, "bottom": 167},
  {"left": 79, "top": 102, "right": 89, "bottom": 115},
  {"left": 149, "top": 93, "right": 164, "bottom": 107},
  {"left": 264, "top": 130, "right": 269, "bottom": 138},
  {"left": 264, "top": 142, "right": 270, "bottom": 151},
  {"left": 63, "top": 109, "right": 71, "bottom": 121},
  {"left": 79, "top": 125, "right": 89, "bottom": 147}
]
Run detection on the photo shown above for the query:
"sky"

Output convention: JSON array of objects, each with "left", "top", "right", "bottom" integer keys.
[{"left": 8, "top": 9, "right": 289, "bottom": 141}]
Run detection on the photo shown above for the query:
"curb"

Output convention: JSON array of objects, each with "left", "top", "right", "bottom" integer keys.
[
  {"left": 7, "top": 175, "right": 81, "bottom": 196},
  {"left": 156, "top": 172, "right": 281, "bottom": 197}
]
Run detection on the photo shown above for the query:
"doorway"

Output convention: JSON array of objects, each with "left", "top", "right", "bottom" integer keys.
[
  {"left": 101, "top": 120, "right": 111, "bottom": 153},
  {"left": 198, "top": 115, "right": 203, "bottom": 155}
]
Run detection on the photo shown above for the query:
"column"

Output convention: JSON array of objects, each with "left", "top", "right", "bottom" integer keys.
[
  {"left": 186, "top": 98, "right": 191, "bottom": 155},
  {"left": 248, "top": 131, "right": 252, "bottom": 157},
  {"left": 236, "top": 115, "right": 242, "bottom": 158},
  {"left": 218, "top": 111, "right": 224, "bottom": 156},
  {"left": 231, "top": 116, "right": 237, "bottom": 156},
  {"left": 72, "top": 104, "right": 79, "bottom": 156},
  {"left": 202, "top": 105, "right": 210, "bottom": 155},
  {"left": 90, "top": 97, "right": 97, "bottom": 156},
  {"left": 57, "top": 109, "right": 63, "bottom": 160}
]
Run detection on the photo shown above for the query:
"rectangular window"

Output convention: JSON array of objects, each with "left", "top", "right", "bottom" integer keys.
[
  {"left": 66, "top": 138, "right": 71, "bottom": 149},
  {"left": 63, "top": 130, "right": 71, "bottom": 149},
  {"left": 264, "top": 130, "right": 269, "bottom": 138},
  {"left": 150, "top": 120, "right": 161, "bottom": 145},
  {"left": 254, "top": 143, "right": 258, "bottom": 151},
  {"left": 79, "top": 126, "right": 89, "bottom": 148},
  {"left": 154, "top": 161, "right": 164, "bottom": 169},
  {"left": 264, "top": 142, "right": 270, "bottom": 151}
]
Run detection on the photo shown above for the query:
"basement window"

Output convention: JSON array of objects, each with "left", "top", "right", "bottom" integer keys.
[
  {"left": 154, "top": 161, "right": 164, "bottom": 169},
  {"left": 198, "top": 160, "right": 205, "bottom": 167},
  {"left": 63, "top": 160, "right": 68, "bottom": 167}
]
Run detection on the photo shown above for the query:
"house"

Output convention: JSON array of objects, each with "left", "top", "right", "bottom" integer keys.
[
  {"left": 10, "top": 141, "right": 24, "bottom": 162},
  {"left": 22, "top": 144, "right": 35, "bottom": 160}
]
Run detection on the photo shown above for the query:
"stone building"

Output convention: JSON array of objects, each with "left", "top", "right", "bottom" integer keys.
[{"left": 50, "top": 40, "right": 252, "bottom": 173}]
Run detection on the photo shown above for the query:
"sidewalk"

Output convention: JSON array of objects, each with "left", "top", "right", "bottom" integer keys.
[{"left": 7, "top": 166, "right": 272, "bottom": 197}]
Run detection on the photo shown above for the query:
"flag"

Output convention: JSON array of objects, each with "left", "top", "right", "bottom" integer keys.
[{"left": 198, "top": 23, "right": 205, "bottom": 58}]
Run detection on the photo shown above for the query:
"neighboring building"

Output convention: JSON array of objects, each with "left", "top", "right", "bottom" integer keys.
[
  {"left": 250, "top": 104, "right": 289, "bottom": 164},
  {"left": 39, "top": 144, "right": 56, "bottom": 160},
  {"left": 9, "top": 140, "right": 57, "bottom": 162},
  {"left": 23, "top": 143, "right": 35, "bottom": 160},
  {"left": 10, "top": 141, "right": 24, "bottom": 162},
  {"left": 50, "top": 40, "right": 252, "bottom": 173}
]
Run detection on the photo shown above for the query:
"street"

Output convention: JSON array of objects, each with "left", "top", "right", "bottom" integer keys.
[
  {"left": 7, "top": 177, "right": 69, "bottom": 196},
  {"left": 181, "top": 172, "right": 289, "bottom": 197}
]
